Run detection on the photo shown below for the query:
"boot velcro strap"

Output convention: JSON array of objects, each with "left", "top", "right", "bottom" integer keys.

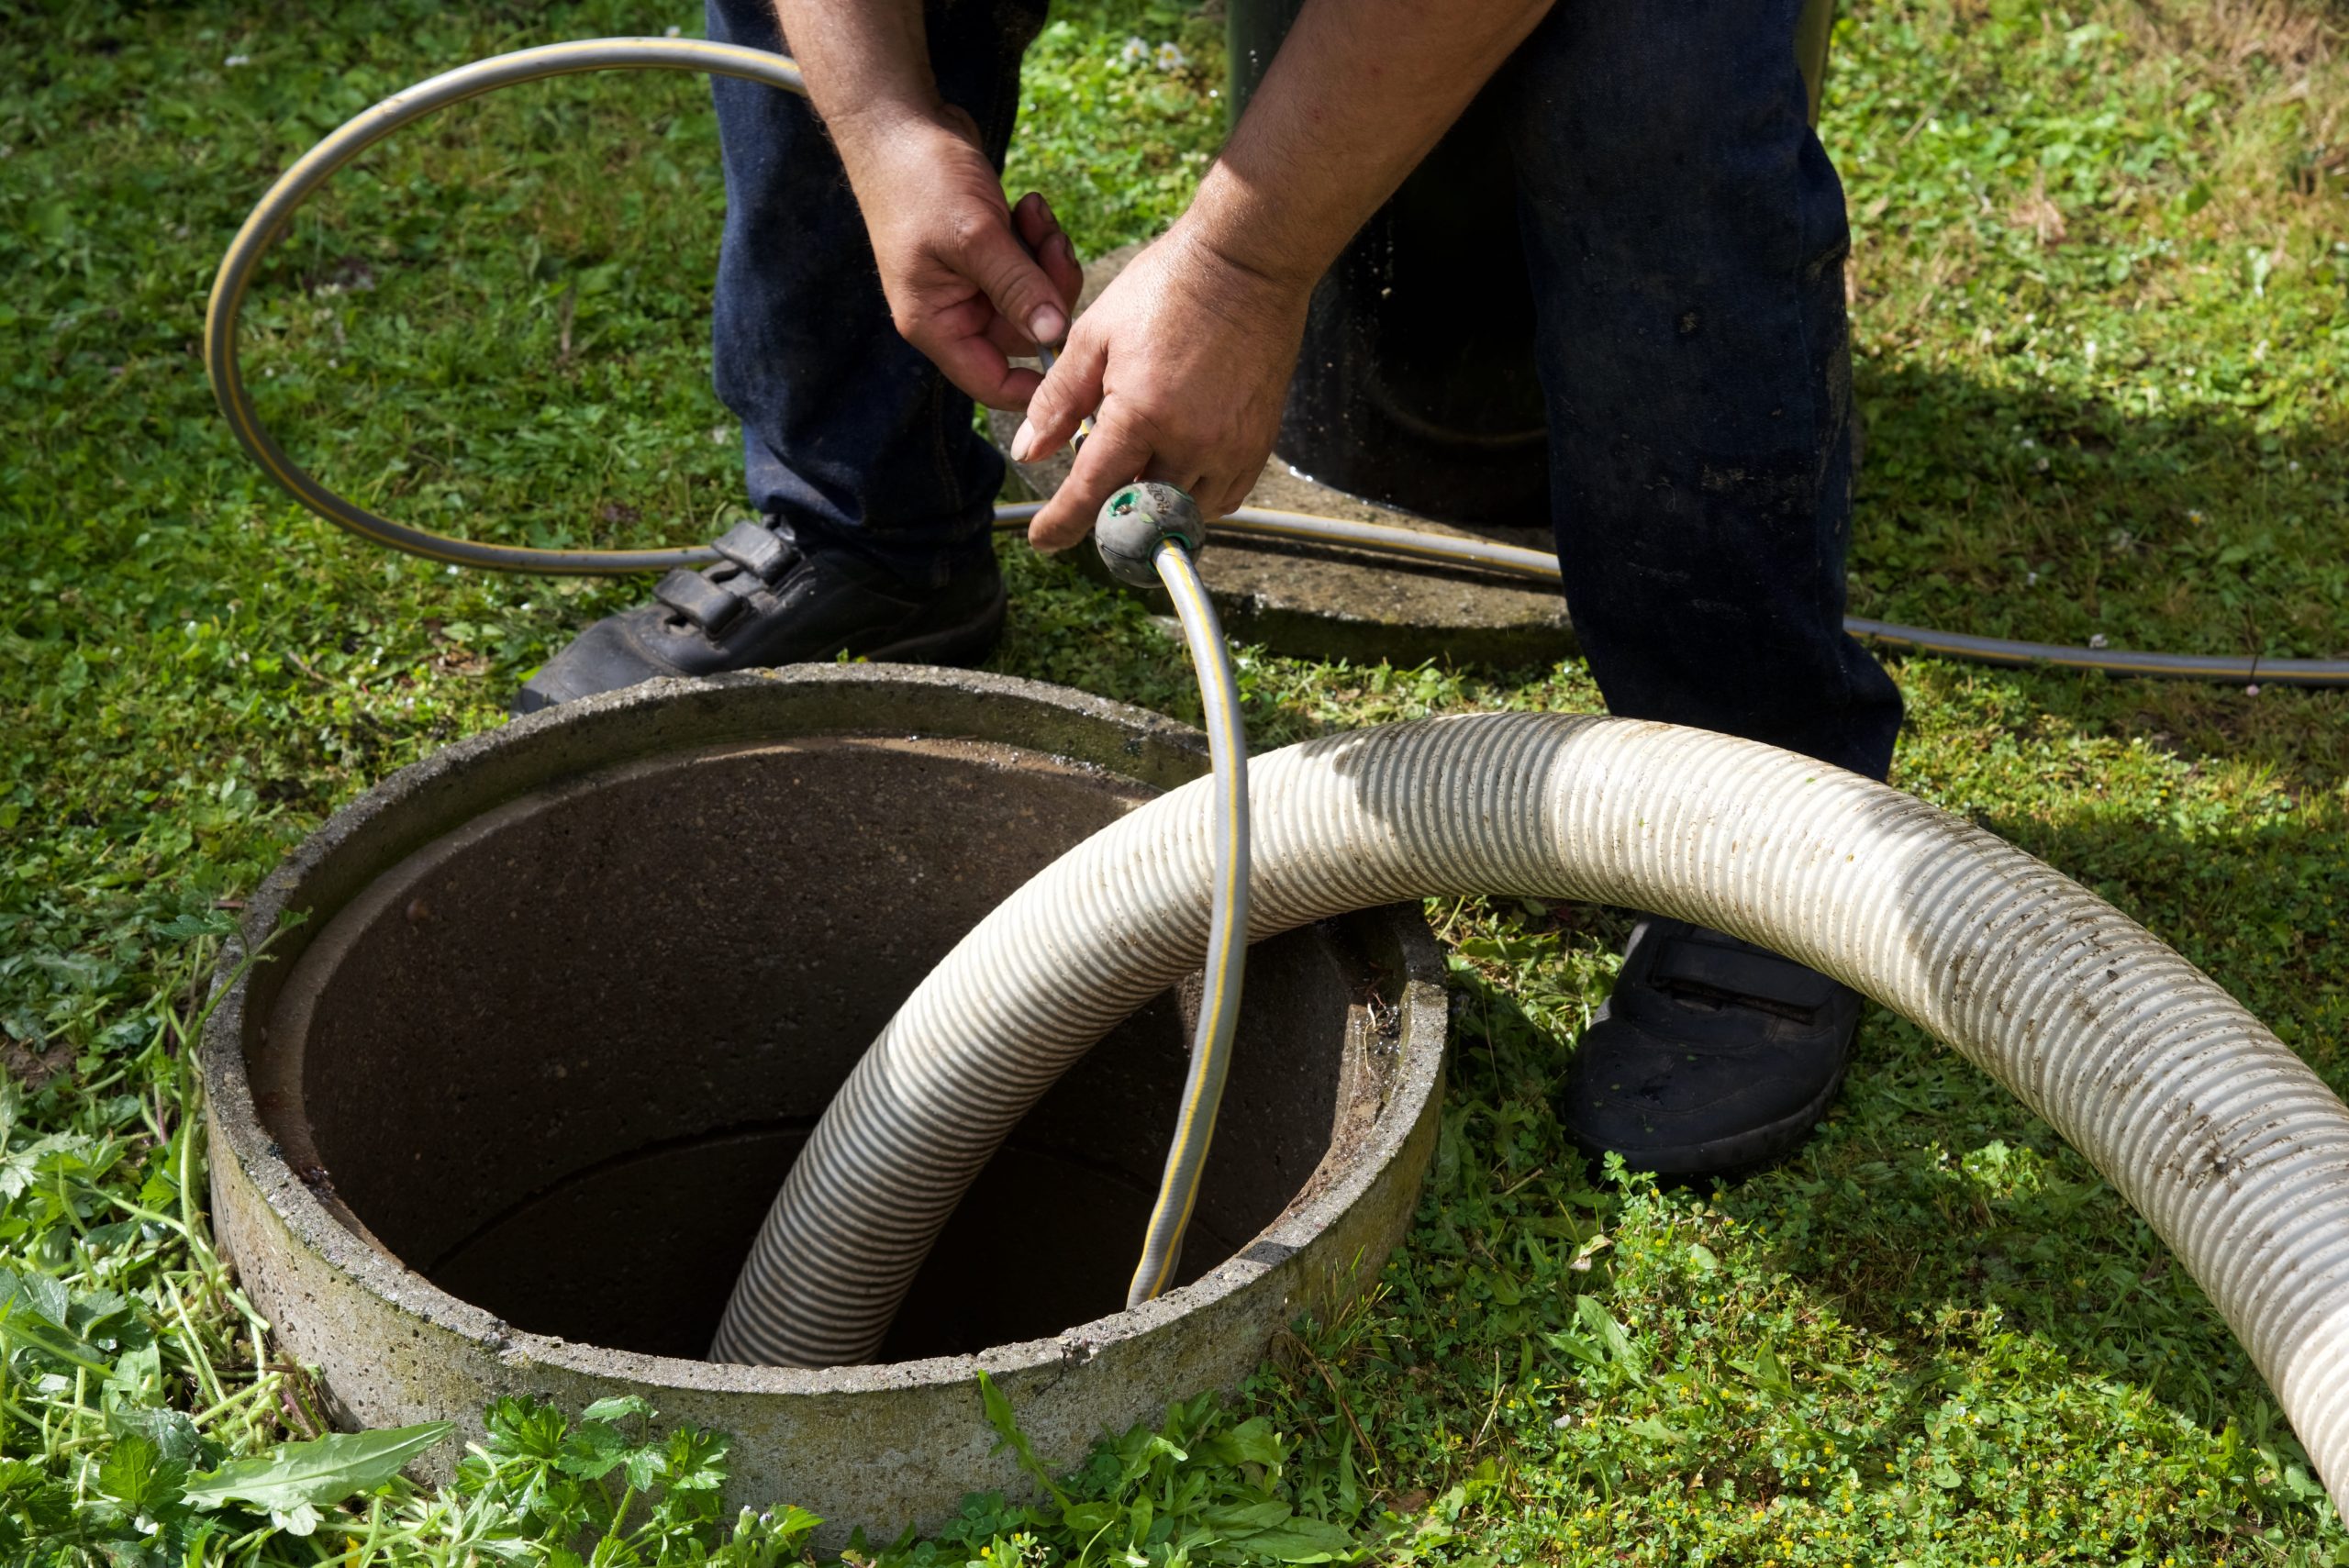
[
  {"left": 652, "top": 568, "right": 742, "bottom": 634},
  {"left": 1653, "top": 937, "right": 1837, "bottom": 1019},
  {"left": 712, "top": 519, "right": 795, "bottom": 583}
]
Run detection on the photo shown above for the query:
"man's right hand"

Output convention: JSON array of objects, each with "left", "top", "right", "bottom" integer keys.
[{"left": 834, "top": 106, "right": 1084, "bottom": 412}]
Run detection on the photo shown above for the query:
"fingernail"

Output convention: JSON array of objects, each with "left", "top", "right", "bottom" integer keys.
[
  {"left": 1010, "top": 418, "right": 1038, "bottom": 462},
  {"left": 1028, "top": 305, "right": 1067, "bottom": 345},
  {"left": 1054, "top": 232, "right": 1079, "bottom": 266}
]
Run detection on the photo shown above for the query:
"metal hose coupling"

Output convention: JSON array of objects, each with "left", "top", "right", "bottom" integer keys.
[{"left": 1095, "top": 482, "right": 1208, "bottom": 587}]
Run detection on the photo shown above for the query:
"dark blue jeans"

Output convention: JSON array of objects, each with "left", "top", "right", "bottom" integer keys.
[{"left": 706, "top": 0, "right": 1903, "bottom": 780}]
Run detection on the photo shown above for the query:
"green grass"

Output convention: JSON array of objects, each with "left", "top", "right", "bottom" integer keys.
[
  {"left": 4, "top": 0, "right": 2347, "bottom": 1562},
  {"left": 1834, "top": 0, "right": 2349, "bottom": 672}
]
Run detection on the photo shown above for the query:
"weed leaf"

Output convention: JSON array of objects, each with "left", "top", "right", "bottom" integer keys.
[
  {"left": 1062, "top": 1499, "right": 1119, "bottom": 1534},
  {"left": 1205, "top": 1501, "right": 1356, "bottom": 1562},
  {"left": 1196, "top": 1416, "right": 1284, "bottom": 1469},
  {"left": 1730, "top": 1344, "right": 1795, "bottom": 1400},
  {"left": 0, "top": 1270, "right": 112, "bottom": 1373},
  {"left": 974, "top": 1369, "right": 1070, "bottom": 1509},
  {"left": 578, "top": 1395, "right": 652, "bottom": 1425},
  {"left": 0, "top": 1265, "right": 69, "bottom": 1328},
  {"left": 620, "top": 1441, "right": 664, "bottom": 1493},
  {"left": 557, "top": 1417, "right": 632, "bottom": 1482},
  {"left": 1574, "top": 1295, "right": 1641, "bottom": 1372},
  {"left": 183, "top": 1420, "right": 452, "bottom": 1516},
  {"left": 662, "top": 1427, "right": 731, "bottom": 1493},
  {"left": 108, "top": 1405, "right": 203, "bottom": 1468},
  {"left": 97, "top": 1433, "right": 187, "bottom": 1518}
]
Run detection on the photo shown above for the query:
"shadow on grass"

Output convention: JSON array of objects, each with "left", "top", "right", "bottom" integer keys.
[
  {"left": 1726, "top": 798, "right": 2347, "bottom": 1450},
  {"left": 2007, "top": 668, "right": 2349, "bottom": 792},
  {"left": 1394, "top": 785, "right": 2344, "bottom": 1480},
  {"left": 1850, "top": 352, "right": 2349, "bottom": 778},
  {"left": 1850, "top": 355, "right": 2347, "bottom": 784},
  {"left": 1849, "top": 361, "right": 2346, "bottom": 666}
]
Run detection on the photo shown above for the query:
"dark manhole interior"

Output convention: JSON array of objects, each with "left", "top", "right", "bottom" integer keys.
[{"left": 256, "top": 736, "right": 1387, "bottom": 1363}]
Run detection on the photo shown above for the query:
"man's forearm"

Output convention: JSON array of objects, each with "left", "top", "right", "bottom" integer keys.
[
  {"left": 769, "top": 1, "right": 941, "bottom": 154},
  {"left": 1185, "top": 0, "right": 1555, "bottom": 288},
  {"left": 762, "top": 1, "right": 1082, "bottom": 406}
]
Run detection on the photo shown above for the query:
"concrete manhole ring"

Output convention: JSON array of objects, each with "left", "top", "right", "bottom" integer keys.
[{"left": 204, "top": 664, "right": 1448, "bottom": 1539}]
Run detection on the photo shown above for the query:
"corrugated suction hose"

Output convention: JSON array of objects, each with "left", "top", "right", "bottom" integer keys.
[{"left": 712, "top": 711, "right": 2349, "bottom": 1518}]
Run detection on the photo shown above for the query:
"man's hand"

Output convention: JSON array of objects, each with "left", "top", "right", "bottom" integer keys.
[
  {"left": 838, "top": 106, "right": 1084, "bottom": 410},
  {"left": 777, "top": 0, "right": 1547, "bottom": 546},
  {"left": 1012, "top": 225, "right": 1310, "bottom": 550}
]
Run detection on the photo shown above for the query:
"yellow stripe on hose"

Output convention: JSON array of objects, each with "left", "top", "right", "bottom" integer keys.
[{"left": 1128, "top": 540, "right": 1252, "bottom": 1307}]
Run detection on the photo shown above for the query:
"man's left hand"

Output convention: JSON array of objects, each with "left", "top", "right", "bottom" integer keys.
[{"left": 1012, "top": 223, "right": 1310, "bottom": 550}]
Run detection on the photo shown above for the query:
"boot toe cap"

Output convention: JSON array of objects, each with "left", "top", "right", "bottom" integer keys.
[{"left": 511, "top": 610, "right": 685, "bottom": 716}]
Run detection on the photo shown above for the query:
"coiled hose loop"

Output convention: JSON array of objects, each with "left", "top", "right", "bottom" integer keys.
[
  {"left": 209, "top": 39, "right": 2349, "bottom": 686},
  {"left": 205, "top": 39, "right": 805, "bottom": 574}
]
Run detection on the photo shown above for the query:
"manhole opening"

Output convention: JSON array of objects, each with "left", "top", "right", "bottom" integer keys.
[{"left": 250, "top": 735, "right": 1382, "bottom": 1363}]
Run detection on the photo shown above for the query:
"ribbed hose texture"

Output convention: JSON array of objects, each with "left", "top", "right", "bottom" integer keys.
[{"left": 709, "top": 714, "right": 2349, "bottom": 1512}]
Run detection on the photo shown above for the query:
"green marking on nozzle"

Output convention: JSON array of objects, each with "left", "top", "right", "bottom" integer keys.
[{"left": 1094, "top": 480, "right": 1206, "bottom": 587}]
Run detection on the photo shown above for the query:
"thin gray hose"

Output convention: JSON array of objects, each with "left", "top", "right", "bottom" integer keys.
[
  {"left": 209, "top": 40, "right": 2346, "bottom": 685},
  {"left": 1125, "top": 541, "right": 1252, "bottom": 1307},
  {"left": 989, "top": 503, "right": 2348, "bottom": 687},
  {"left": 712, "top": 711, "right": 2349, "bottom": 1519}
]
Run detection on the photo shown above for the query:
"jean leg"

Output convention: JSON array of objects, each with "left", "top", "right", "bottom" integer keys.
[
  {"left": 1503, "top": 0, "right": 1902, "bottom": 780},
  {"left": 706, "top": 0, "right": 1047, "bottom": 587}
]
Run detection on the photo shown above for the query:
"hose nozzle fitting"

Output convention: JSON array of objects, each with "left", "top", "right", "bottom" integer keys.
[{"left": 1096, "top": 482, "right": 1206, "bottom": 587}]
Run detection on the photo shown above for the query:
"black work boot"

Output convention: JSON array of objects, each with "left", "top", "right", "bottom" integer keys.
[
  {"left": 1558, "top": 917, "right": 1861, "bottom": 1178},
  {"left": 514, "top": 517, "right": 1006, "bottom": 715}
]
